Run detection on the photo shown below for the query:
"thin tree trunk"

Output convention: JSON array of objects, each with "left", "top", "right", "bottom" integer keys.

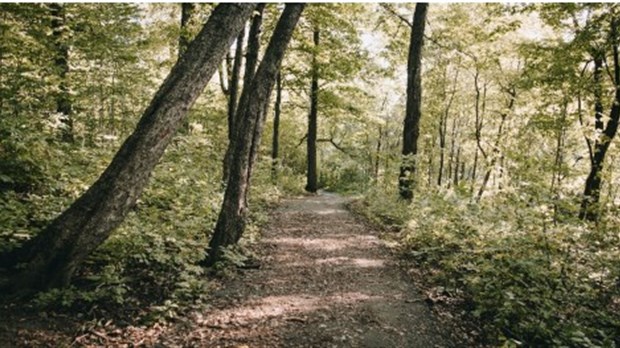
[
  {"left": 374, "top": 126, "right": 383, "bottom": 180},
  {"left": 470, "top": 74, "right": 487, "bottom": 196},
  {"left": 447, "top": 117, "right": 459, "bottom": 189},
  {"left": 454, "top": 146, "right": 461, "bottom": 187},
  {"left": 222, "top": 29, "right": 246, "bottom": 180},
  {"left": 271, "top": 71, "right": 282, "bottom": 181},
  {"left": 399, "top": 3, "right": 428, "bottom": 200},
  {"left": 223, "top": 4, "right": 265, "bottom": 182},
  {"left": 206, "top": 4, "right": 304, "bottom": 266},
  {"left": 50, "top": 3, "right": 73, "bottom": 142},
  {"left": 427, "top": 137, "right": 433, "bottom": 187},
  {"left": 0, "top": 4, "right": 255, "bottom": 296},
  {"left": 551, "top": 97, "right": 568, "bottom": 194},
  {"left": 306, "top": 27, "right": 320, "bottom": 193}
]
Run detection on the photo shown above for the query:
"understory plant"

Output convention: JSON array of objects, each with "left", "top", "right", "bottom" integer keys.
[{"left": 356, "top": 187, "right": 620, "bottom": 347}]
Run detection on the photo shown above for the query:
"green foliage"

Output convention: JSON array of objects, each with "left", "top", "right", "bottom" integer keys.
[{"left": 357, "top": 188, "right": 620, "bottom": 346}]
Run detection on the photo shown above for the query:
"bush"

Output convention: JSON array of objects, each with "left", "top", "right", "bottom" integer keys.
[{"left": 358, "top": 187, "right": 620, "bottom": 347}]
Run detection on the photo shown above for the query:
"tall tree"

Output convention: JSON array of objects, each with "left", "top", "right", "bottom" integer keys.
[
  {"left": 399, "top": 3, "right": 428, "bottom": 200},
  {"left": 271, "top": 71, "right": 282, "bottom": 180},
  {"left": 206, "top": 3, "right": 305, "bottom": 266},
  {"left": 0, "top": 3, "right": 255, "bottom": 296},
  {"left": 223, "top": 4, "right": 266, "bottom": 182},
  {"left": 306, "top": 27, "right": 320, "bottom": 193},
  {"left": 579, "top": 27, "right": 620, "bottom": 221}
]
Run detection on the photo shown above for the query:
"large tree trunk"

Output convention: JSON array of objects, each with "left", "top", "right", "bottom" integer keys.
[
  {"left": 206, "top": 4, "right": 305, "bottom": 266},
  {"left": 223, "top": 4, "right": 266, "bottom": 182},
  {"left": 50, "top": 3, "right": 73, "bottom": 142},
  {"left": 0, "top": 4, "right": 255, "bottom": 296},
  {"left": 306, "top": 28, "right": 320, "bottom": 193},
  {"left": 271, "top": 71, "right": 282, "bottom": 181},
  {"left": 580, "top": 40, "right": 620, "bottom": 221},
  {"left": 398, "top": 3, "right": 427, "bottom": 200}
]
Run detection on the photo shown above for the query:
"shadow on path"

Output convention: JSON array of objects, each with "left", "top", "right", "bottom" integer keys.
[{"left": 168, "top": 192, "right": 451, "bottom": 347}]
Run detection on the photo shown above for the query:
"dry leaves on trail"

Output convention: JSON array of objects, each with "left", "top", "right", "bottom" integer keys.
[{"left": 169, "top": 192, "right": 452, "bottom": 348}]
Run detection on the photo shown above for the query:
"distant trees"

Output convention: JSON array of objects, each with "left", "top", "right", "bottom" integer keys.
[
  {"left": 50, "top": 3, "right": 73, "bottom": 142},
  {"left": 399, "top": 3, "right": 427, "bottom": 200},
  {"left": 206, "top": 4, "right": 305, "bottom": 265},
  {"left": 0, "top": 3, "right": 255, "bottom": 295}
]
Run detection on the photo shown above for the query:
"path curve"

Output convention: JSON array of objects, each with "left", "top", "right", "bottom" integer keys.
[{"left": 172, "top": 192, "right": 451, "bottom": 347}]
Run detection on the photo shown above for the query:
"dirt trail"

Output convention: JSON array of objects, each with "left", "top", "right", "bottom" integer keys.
[{"left": 169, "top": 192, "right": 451, "bottom": 347}]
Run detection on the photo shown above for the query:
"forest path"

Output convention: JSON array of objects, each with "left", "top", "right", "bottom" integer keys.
[{"left": 169, "top": 191, "right": 451, "bottom": 347}]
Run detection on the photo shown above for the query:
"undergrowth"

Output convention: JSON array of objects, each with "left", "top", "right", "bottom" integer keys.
[
  {"left": 1, "top": 127, "right": 289, "bottom": 324},
  {"left": 353, "top": 186, "right": 620, "bottom": 347}
]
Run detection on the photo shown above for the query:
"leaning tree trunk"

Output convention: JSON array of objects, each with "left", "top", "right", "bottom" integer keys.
[
  {"left": 306, "top": 27, "right": 320, "bottom": 193},
  {"left": 205, "top": 4, "right": 305, "bottom": 266},
  {"left": 227, "top": 29, "right": 246, "bottom": 145},
  {"left": 0, "top": 4, "right": 255, "bottom": 296},
  {"left": 398, "top": 3, "right": 428, "bottom": 200},
  {"left": 50, "top": 3, "right": 73, "bottom": 142},
  {"left": 223, "top": 4, "right": 266, "bottom": 182},
  {"left": 271, "top": 71, "right": 282, "bottom": 181},
  {"left": 580, "top": 40, "right": 620, "bottom": 221}
]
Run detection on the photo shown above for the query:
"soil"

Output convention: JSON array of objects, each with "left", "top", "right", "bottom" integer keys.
[
  {"left": 164, "top": 192, "right": 453, "bottom": 347},
  {"left": 0, "top": 192, "right": 454, "bottom": 347}
]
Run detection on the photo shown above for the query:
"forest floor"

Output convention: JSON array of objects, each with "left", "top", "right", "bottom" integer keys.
[
  {"left": 0, "top": 192, "right": 455, "bottom": 347},
  {"left": 165, "top": 191, "right": 454, "bottom": 347}
]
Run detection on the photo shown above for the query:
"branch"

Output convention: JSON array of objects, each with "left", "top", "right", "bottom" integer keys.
[
  {"left": 317, "top": 138, "right": 356, "bottom": 158},
  {"left": 380, "top": 3, "right": 412, "bottom": 28},
  {"left": 218, "top": 62, "right": 230, "bottom": 96},
  {"left": 295, "top": 133, "right": 307, "bottom": 148}
]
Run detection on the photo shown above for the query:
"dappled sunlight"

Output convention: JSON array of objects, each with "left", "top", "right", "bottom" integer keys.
[
  {"left": 266, "top": 234, "right": 380, "bottom": 253},
  {"left": 318, "top": 257, "right": 386, "bottom": 268},
  {"left": 315, "top": 207, "right": 347, "bottom": 215},
  {"left": 283, "top": 257, "right": 386, "bottom": 269},
  {"left": 202, "top": 292, "right": 383, "bottom": 327}
]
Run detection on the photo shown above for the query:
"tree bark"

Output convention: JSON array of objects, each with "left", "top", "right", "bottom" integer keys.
[
  {"left": 0, "top": 4, "right": 255, "bottom": 296},
  {"left": 223, "top": 4, "right": 265, "bottom": 182},
  {"left": 579, "top": 35, "right": 620, "bottom": 220},
  {"left": 228, "top": 30, "right": 246, "bottom": 141},
  {"left": 306, "top": 27, "right": 320, "bottom": 193},
  {"left": 50, "top": 3, "right": 73, "bottom": 142},
  {"left": 271, "top": 71, "right": 282, "bottom": 181},
  {"left": 374, "top": 126, "right": 383, "bottom": 180},
  {"left": 399, "top": 3, "right": 427, "bottom": 200},
  {"left": 206, "top": 4, "right": 305, "bottom": 266}
]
